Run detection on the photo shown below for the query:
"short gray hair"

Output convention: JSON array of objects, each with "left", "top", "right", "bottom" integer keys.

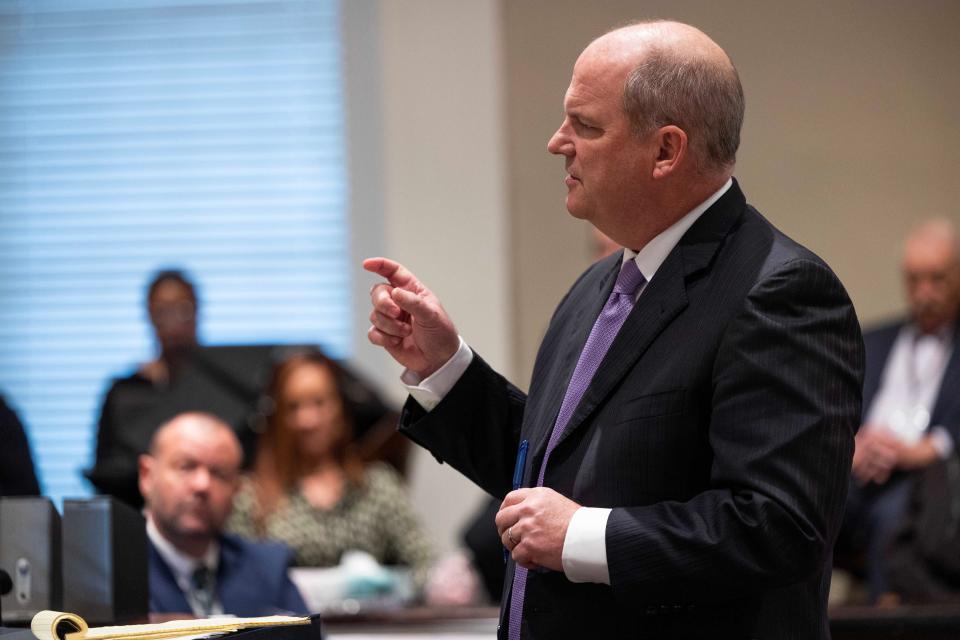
[{"left": 622, "top": 45, "right": 745, "bottom": 171}]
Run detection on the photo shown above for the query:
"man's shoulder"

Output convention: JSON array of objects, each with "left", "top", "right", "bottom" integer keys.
[
  {"left": 741, "top": 207, "right": 831, "bottom": 274},
  {"left": 0, "top": 393, "right": 24, "bottom": 432},
  {"left": 862, "top": 319, "right": 906, "bottom": 341},
  {"left": 859, "top": 319, "right": 907, "bottom": 359},
  {"left": 676, "top": 180, "right": 827, "bottom": 282},
  {"left": 667, "top": 191, "right": 824, "bottom": 298},
  {"left": 102, "top": 369, "right": 157, "bottom": 403},
  {"left": 109, "top": 366, "right": 154, "bottom": 386},
  {"left": 219, "top": 531, "right": 293, "bottom": 567}
]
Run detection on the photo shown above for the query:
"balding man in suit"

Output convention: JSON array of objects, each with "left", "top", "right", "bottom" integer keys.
[
  {"left": 140, "top": 412, "right": 307, "bottom": 617},
  {"left": 366, "top": 20, "right": 862, "bottom": 639}
]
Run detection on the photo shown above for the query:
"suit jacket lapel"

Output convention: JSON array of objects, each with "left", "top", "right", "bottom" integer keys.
[
  {"left": 148, "top": 542, "right": 193, "bottom": 614},
  {"left": 555, "top": 250, "right": 688, "bottom": 447},
  {"left": 215, "top": 534, "right": 242, "bottom": 613},
  {"left": 549, "top": 181, "right": 747, "bottom": 452}
]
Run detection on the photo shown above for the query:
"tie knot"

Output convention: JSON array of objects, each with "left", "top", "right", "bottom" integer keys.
[
  {"left": 613, "top": 260, "right": 645, "bottom": 296},
  {"left": 191, "top": 565, "right": 214, "bottom": 591}
]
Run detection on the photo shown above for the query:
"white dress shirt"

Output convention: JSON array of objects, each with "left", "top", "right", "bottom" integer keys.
[
  {"left": 402, "top": 179, "right": 733, "bottom": 584},
  {"left": 863, "top": 323, "right": 954, "bottom": 456},
  {"left": 146, "top": 516, "right": 224, "bottom": 617}
]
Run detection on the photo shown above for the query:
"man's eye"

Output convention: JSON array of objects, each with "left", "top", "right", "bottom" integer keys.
[
  {"left": 210, "top": 468, "right": 233, "bottom": 482},
  {"left": 574, "top": 118, "right": 601, "bottom": 134}
]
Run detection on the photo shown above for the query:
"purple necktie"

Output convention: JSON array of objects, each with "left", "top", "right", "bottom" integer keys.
[{"left": 508, "top": 259, "right": 646, "bottom": 640}]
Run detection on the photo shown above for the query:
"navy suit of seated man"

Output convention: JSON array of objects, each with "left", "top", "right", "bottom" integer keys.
[{"left": 139, "top": 412, "right": 307, "bottom": 617}]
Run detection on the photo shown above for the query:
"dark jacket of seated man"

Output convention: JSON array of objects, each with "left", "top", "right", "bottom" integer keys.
[
  {"left": 147, "top": 522, "right": 307, "bottom": 616},
  {"left": 139, "top": 411, "right": 307, "bottom": 617}
]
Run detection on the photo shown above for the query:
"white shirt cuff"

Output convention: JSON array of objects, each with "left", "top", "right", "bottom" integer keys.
[
  {"left": 400, "top": 337, "right": 473, "bottom": 411},
  {"left": 561, "top": 506, "right": 611, "bottom": 584},
  {"left": 928, "top": 426, "right": 954, "bottom": 458}
]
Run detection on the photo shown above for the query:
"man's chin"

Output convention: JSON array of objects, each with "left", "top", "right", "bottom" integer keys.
[
  {"left": 565, "top": 198, "right": 590, "bottom": 220},
  {"left": 176, "top": 518, "right": 218, "bottom": 539}
]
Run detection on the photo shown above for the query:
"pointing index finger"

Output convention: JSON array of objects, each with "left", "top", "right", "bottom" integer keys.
[{"left": 363, "top": 257, "right": 422, "bottom": 292}]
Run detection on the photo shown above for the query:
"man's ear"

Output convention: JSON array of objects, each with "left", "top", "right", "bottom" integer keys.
[
  {"left": 138, "top": 454, "right": 154, "bottom": 503},
  {"left": 651, "top": 125, "right": 688, "bottom": 179}
]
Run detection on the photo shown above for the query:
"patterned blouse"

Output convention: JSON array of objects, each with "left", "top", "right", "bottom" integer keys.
[{"left": 226, "top": 463, "right": 434, "bottom": 587}]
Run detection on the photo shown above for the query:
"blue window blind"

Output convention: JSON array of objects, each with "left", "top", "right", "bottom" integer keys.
[{"left": 0, "top": 0, "right": 349, "bottom": 504}]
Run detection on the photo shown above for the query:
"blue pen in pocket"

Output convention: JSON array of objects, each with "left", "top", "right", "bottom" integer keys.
[{"left": 504, "top": 439, "right": 529, "bottom": 562}]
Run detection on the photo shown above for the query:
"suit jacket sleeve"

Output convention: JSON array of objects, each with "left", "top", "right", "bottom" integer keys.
[
  {"left": 605, "top": 256, "right": 862, "bottom": 603},
  {"left": 400, "top": 355, "right": 527, "bottom": 500},
  {"left": 278, "top": 558, "right": 309, "bottom": 615}
]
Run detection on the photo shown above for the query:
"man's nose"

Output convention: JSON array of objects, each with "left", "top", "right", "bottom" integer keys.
[
  {"left": 547, "top": 123, "right": 572, "bottom": 156},
  {"left": 190, "top": 467, "right": 212, "bottom": 491},
  {"left": 912, "top": 278, "right": 939, "bottom": 301}
]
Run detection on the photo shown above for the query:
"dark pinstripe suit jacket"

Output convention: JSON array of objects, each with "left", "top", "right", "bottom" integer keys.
[{"left": 401, "top": 180, "right": 864, "bottom": 639}]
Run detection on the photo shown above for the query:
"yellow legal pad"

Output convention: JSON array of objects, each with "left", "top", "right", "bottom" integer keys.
[{"left": 31, "top": 610, "right": 311, "bottom": 640}]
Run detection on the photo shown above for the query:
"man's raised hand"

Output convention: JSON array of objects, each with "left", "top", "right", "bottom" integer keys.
[{"left": 363, "top": 257, "right": 460, "bottom": 379}]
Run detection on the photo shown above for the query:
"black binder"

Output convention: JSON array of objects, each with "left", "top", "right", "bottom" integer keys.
[{"left": 61, "top": 498, "right": 147, "bottom": 624}]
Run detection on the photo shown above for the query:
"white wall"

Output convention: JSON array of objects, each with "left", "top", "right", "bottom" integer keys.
[{"left": 344, "top": 0, "right": 511, "bottom": 553}]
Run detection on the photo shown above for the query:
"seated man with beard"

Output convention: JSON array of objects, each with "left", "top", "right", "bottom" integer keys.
[{"left": 139, "top": 412, "right": 307, "bottom": 617}]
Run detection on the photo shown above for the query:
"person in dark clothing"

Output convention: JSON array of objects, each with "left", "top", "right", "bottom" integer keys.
[
  {"left": 836, "top": 219, "right": 960, "bottom": 601},
  {"left": 462, "top": 497, "right": 506, "bottom": 603},
  {"left": 87, "top": 269, "right": 201, "bottom": 506},
  {"left": 0, "top": 393, "right": 41, "bottom": 496}
]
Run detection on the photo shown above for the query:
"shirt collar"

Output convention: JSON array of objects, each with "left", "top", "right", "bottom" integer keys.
[
  {"left": 623, "top": 178, "right": 732, "bottom": 282},
  {"left": 908, "top": 321, "right": 955, "bottom": 345},
  {"left": 146, "top": 515, "right": 220, "bottom": 590}
]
